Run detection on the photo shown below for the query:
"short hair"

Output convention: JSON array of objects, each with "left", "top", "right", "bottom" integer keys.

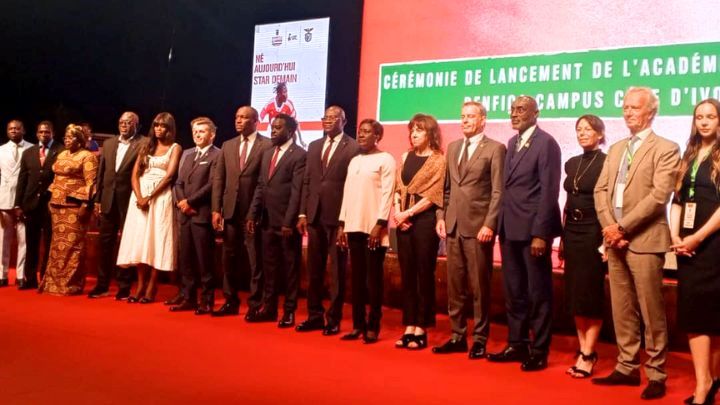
[
  {"left": 626, "top": 86, "right": 659, "bottom": 114},
  {"left": 575, "top": 114, "right": 606, "bottom": 145},
  {"left": 274, "top": 81, "right": 287, "bottom": 93},
  {"left": 121, "top": 111, "right": 140, "bottom": 125},
  {"left": 191, "top": 116, "right": 217, "bottom": 134},
  {"left": 462, "top": 101, "right": 487, "bottom": 117},
  {"left": 325, "top": 105, "right": 346, "bottom": 122},
  {"left": 274, "top": 113, "right": 297, "bottom": 134},
  {"left": 358, "top": 118, "right": 384, "bottom": 141},
  {"left": 407, "top": 113, "right": 443, "bottom": 152},
  {"left": 7, "top": 120, "right": 24, "bottom": 130},
  {"left": 65, "top": 124, "right": 88, "bottom": 146},
  {"left": 37, "top": 120, "right": 54, "bottom": 132}
]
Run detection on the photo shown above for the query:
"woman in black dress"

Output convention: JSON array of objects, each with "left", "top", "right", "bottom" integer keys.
[
  {"left": 559, "top": 114, "right": 606, "bottom": 378},
  {"left": 393, "top": 114, "right": 445, "bottom": 350},
  {"left": 670, "top": 98, "right": 720, "bottom": 405}
]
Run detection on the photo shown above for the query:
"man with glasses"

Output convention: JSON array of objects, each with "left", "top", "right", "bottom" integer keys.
[
  {"left": 88, "top": 112, "right": 148, "bottom": 299},
  {"left": 295, "top": 106, "right": 359, "bottom": 335}
]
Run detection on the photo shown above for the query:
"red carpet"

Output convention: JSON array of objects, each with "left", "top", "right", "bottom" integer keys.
[{"left": 0, "top": 275, "right": 694, "bottom": 404}]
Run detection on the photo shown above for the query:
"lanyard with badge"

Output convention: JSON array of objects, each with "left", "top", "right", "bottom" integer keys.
[
  {"left": 614, "top": 139, "right": 636, "bottom": 209},
  {"left": 683, "top": 154, "right": 707, "bottom": 229}
]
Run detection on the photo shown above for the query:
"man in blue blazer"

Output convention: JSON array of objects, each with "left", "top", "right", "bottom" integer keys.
[{"left": 488, "top": 96, "right": 562, "bottom": 371}]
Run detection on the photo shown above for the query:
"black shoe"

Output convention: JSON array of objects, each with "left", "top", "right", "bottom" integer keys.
[
  {"left": 591, "top": 370, "right": 641, "bottom": 386},
  {"left": 127, "top": 295, "right": 140, "bottom": 303},
  {"left": 295, "top": 318, "right": 324, "bottom": 332},
  {"left": 244, "top": 307, "right": 260, "bottom": 322},
  {"left": 139, "top": 297, "right": 155, "bottom": 304},
  {"left": 250, "top": 310, "right": 278, "bottom": 323},
  {"left": 0, "top": 279, "right": 8, "bottom": 287},
  {"left": 164, "top": 293, "right": 184, "bottom": 306},
  {"left": 115, "top": 289, "right": 131, "bottom": 301},
  {"left": 15, "top": 279, "right": 25, "bottom": 288},
  {"left": 686, "top": 379, "right": 720, "bottom": 405},
  {"left": 487, "top": 345, "right": 530, "bottom": 363},
  {"left": 211, "top": 302, "right": 240, "bottom": 317},
  {"left": 169, "top": 300, "right": 197, "bottom": 312},
  {"left": 468, "top": 342, "right": 487, "bottom": 359},
  {"left": 408, "top": 333, "right": 428, "bottom": 350},
  {"left": 195, "top": 302, "right": 213, "bottom": 315},
  {"left": 18, "top": 280, "right": 38, "bottom": 290},
  {"left": 521, "top": 354, "right": 548, "bottom": 371},
  {"left": 322, "top": 324, "right": 340, "bottom": 336},
  {"left": 363, "top": 331, "right": 379, "bottom": 344},
  {"left": 432, "top": 338, "right": 468, "bottom": 354},
  {"left": 641, "top": 380, "right": 666, "bottom": 400},
  {"left": 87, "top": 287, "right": 109, "bottom": 298},
  {"left": 278, "top": 312, "right": 295, "bottom": 328},
  {"left": 341, "top": 329, "right": 363, "bottom": 340}
]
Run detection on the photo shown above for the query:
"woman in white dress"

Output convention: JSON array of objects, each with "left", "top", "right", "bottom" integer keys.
[{"left": 116, "top": 112, "right": 182, "bottom": 303}]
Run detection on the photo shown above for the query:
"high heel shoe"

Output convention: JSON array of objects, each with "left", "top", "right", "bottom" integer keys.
[
  {"left": 127, "top": 295, "right": 140, "bottom": 303},
  {"left": 685, "top": 378, "right": 720, "bottom": 405},
  {"left": 407, "top": 333, "right": 427, "bottom": 350},
  {"left": 395, "top": 333, "right": 414, "bottom": 348},
  {"left": 570, "top": 351, "right": 598, "bottom": 379},
  {"left": 139, "top": 297, "right": 155, "bottom": 304}
]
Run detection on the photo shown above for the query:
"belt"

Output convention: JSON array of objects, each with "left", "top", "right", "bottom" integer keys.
[{"left": 565, "top": 207, "right": 596, "bottom": 222}]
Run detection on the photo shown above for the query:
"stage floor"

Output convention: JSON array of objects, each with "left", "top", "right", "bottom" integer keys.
[{"left": 0, "top": 278, "right": 694, "bottom": 404}]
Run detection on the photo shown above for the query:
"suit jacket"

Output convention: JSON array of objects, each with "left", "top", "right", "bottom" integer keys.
[
  {"left": 300, "top": 133, "right": 359, "bottom": 226},
  {"left": 211, "top": 132, "right": 272, "bottom": 220},
  {"left": 594, "top": 131, "right": 680, "bottom": 253},
  {"left": 248, "top": 142, "right": 306, "bottom": 229},
  {"left": 95, "top": 134, "right": 148, "bottom": 215},
  {"left": 0, "top": 139, "right": 33, "bottom": 209},
  {"left": 439, "top": 135, "right": 506, "bottom": 237},
  {"left": 498, "top": 126, "right": 562, "bottom": 241},
  {"left": 175, "top": 146, "right": 220, "bottom": 224},
  {"left": 15, "top": 141, "right": 64, "bottom": 212}
]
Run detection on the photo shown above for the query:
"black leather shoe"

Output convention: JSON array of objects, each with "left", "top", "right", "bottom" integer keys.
[
  {"left": 468, "top": 342, "right": 487, "bottom": 359},
  {"left": 0, "top": 279, "right": 8, "bottom": 287},
  {"left": 169, "top": 300, "right": 197, "bottom": 312},
  {"left": 341, "top": 329, "right": 363, "bottom": 340},
  {"left": 323, "top": 324, "right": 340, "bottom": 336},
  {"left": 641, "top": 380, "right": 666, "bottom": 400},
  {"left": 432, "top": 338, "right": 468, "bottom": 354},
  {"left": 521, "top": 354, "right": 548, "bottom": 371},
  {"left": 115, "top": 289, "right": 131, "bottom": 301},
  {"left": 487, "top": 345, "right": 530, "bottom": 363},
  {"left": 15, "top": 279, "right": 26, "bottom": 288},
  {"left": 295, "top": 318, "right": 324, "bottom": 332},
  {"left": 18, "top": 281, "right": 38, "bottom": 290},
  {"left": 591, "top": 370, "right": 641, "bottom": 386},
  {"left": 249, "top": 310, "right": 278, "bottom": 323},
  {"left": 278, "top": 312, "right": 295, "bottom": 328},
  {"left": 195, "top": 303, "right": 213, "bottom": 315},
  {"left": 363, "top": 331, "right": 379, "bottom": 344},
  {"left": 244, "top": 307, "right": 260, "bottom": 322},
  {"left": 211, "top": 302, "right": 240, "bottom": 317},
  {"left": 87, "top": 287, "right": 109, "bottom": 298},
  {"left": 164, "top": 293, "right": 184, "bottom": 306}
]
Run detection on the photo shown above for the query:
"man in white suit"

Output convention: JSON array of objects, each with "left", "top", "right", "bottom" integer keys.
[{"left": 0, "top": 120, "right": 32, "bottom": 287}]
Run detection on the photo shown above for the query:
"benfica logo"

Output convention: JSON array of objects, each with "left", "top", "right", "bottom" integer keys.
[{"left": 304, "top": 28, "right": 313, "bottom": 42}]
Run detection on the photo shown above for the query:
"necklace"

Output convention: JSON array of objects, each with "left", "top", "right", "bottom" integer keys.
[{"left": 572, "top": 151, "right": 599, "bottom": 195}]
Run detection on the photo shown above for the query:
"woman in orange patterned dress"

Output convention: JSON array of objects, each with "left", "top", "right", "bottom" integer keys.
[{"left": 39, "top": 124, "right": 98, "bottom": 295}]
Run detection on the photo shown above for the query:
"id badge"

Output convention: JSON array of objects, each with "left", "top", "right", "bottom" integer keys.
[
  {"left": 614, "top": 183, "right": 625, "bottom": 208},
  {"left": 683, "top": 202, "right": 697, "bottom": 229}
]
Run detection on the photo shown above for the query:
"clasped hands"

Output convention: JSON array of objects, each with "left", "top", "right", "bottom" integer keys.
[
  {"left": 670, "top": 234, "right": 701, "bottom": 257},
  {"left": 602, "top": 223, "right": 629, "bottom": 249},
  {"left": 176, "top": 199, "right": 197, "bottom": 216}
]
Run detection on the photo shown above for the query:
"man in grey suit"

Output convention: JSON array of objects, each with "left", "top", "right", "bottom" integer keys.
[
  {"left": 211, "top": 106, "right": 272, "bottom": 318},
  {"left": 88, "top": 111, "right": 148, "bottom": 300},
  {"left": 434, "top": 101, "right": 505, "bottom": 358}
]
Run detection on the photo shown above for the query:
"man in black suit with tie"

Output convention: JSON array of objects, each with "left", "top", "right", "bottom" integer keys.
[
  {"left": 211, "top": 106, "right": 272, "bottom": 318},
  {"left": 170, "top": 117, "right": 220, "bottom": 314},
  {"left": 295, "top": 105, "right": 359, "bottom": 336},
  {"left": 14, "top": 120, "right": 63, "bottom": 289},
  {"left": 247, "top": 114, "right": 306, "bottom": 328},
  {"left": 88, "top": 111, "right": 148, "bottom": 300},
  {"left": 488, "top": 96, "right": 562, "bottom": 371}
]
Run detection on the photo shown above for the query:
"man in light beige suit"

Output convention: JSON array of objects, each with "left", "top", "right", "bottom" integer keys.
[
  {"left": 592, "top": 87, "right": 680, "bottom": 400},
  {"left": 434, "top": 101, "right": 505, "bottom": 358}
]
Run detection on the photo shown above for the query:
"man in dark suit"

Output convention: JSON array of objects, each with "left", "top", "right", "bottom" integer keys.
[
  {"left": 247, "top": 114, "right": 306, "bottom": 328},
  {"left": 88, "top": 111, "right": 148, "bottom": 300},
  {"left": 169, "top": 117, "right": 220, "bottom": 315},
  {"left": 433, "top": 101, "right": 505, "bottom": 358},
  {"left": 14, "top": 120, "right": 63, "bottom": 289},
  {"left": 211, "top": 106, "right": 272, "bottom": 318},
  {"left": 295, "top": 105, "right": 359, "bottom": 336},
  {"left": 488, "top": 96, "right": 562, "bottom": 371}
]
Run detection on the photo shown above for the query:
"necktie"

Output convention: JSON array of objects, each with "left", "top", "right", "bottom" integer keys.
[
  {"left": 458, "top": 139, "right": 470, "bottom": 174},
  {"left": 193, "top": 150, "right": 201, "bottom": 167},
  {"left": 613, "top": 135, "right": 639, "bottom": 219},
  {"left": 322, "top": 137, "right": 334, "bottom": 171},
  {"left": 12, "top": 143, "right": 19, "bottom": 163},
  {"left": 239, "top": 137, "right": 249, "bottom": 171},
  {"left": 516, "top": 135, "right": 523, "bottom": 152},
  {"left": 268, "top": 147, "right": 280, "bottom": 177},
  {"left": 39, "top": 145, "right": 46, "bottom": 166}
]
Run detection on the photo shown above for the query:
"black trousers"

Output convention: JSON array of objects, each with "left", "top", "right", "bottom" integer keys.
[
  {"left": 179, "top": 220, "right": 215, "bottom": 304},
  {"left": 261, "top": 226, "right": 301, "bottom": 314},
  {"left": 396, "top": 211, "right": 439, "bottom": 327},
  {"left": 306, "top": 221, "right": 347, "bottom": 326},
  {"left": 221, "top": 214, "right": 262, "bottom": 308},
  {"left": 347, "top": 232, "right": 386, "bottom": 333},
  {"left": 500, "top": 239, "right": 553, "bottom": 355},
  {"left": 96, "top": 201, "right": 132, "bottom": 291},
  {"left": 23, "top": 201, "right": 52, "bottom": 283}
]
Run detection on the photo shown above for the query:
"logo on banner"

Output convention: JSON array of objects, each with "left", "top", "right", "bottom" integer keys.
[
  {"left": 304, "top": 28, "right": 314, "bottom": 42},
  {"left": 287, "top": 32, "right": 298, "bottom": 42},
  {"left": 272, "top": 29, "right": 283, "bottom": 46}
]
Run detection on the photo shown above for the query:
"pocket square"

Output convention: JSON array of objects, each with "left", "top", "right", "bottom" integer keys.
[{"left": 199, "top": 161, "right": 209, "bottom": 165}]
